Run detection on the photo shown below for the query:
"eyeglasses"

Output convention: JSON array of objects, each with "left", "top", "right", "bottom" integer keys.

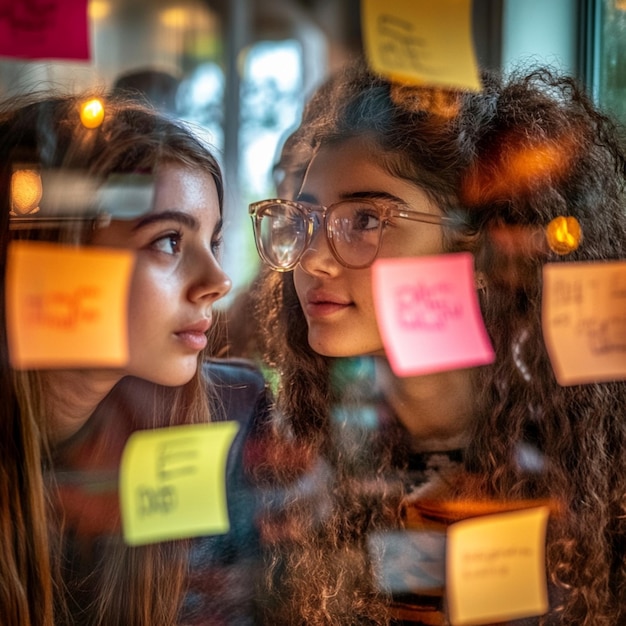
[{"left": 249, "top": 197, "right": 454, "bottom": 271}]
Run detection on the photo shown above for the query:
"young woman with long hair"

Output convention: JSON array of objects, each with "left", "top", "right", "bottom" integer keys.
[
  {"left": 249, "top": 59, "right": 626, "bottom": 625},
  {"left": 0, "top": 92, "right": 267, "bottom": 625}
]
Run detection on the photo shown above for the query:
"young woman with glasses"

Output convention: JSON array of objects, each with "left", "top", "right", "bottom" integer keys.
[{"left": 248, "top": 59, "right": 626, "bottom": 625}]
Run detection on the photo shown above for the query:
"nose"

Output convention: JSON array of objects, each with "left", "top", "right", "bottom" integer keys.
[
  {"left": 297, "top": 218, "right": 340, "bottom": 276},
  {"left": 187, "top": 249, "right": 232, "bottom": 304}
]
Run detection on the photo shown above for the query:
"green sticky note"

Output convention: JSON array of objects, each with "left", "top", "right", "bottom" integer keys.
[{"left": 119, "top": 421, "right": 239, "bottom": 546}]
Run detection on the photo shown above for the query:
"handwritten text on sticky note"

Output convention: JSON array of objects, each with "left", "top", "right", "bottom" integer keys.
[
  {"left": 6, "top": 241, "right": 134, "bottom": 369},
  {"left": 119, "top": 422, "right": 240, "bottom": 546},
  {"left": 361, "top": 0, "right": 481, "bottom": 91},
  {"left": 447, "top": 506, "right": 550, "bottom": 625},
  {"left": 372, "top": 253, "right": 494, "bottom": 377},
  {"left": 542, "top": 261, "right": 626, "bottom": 385}
]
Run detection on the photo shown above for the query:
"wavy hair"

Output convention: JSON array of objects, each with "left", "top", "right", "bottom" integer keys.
[
  {"left": 0, "top": 92, "right": 224, "bottom": 625},
  {"left": 252, "top": 59, "right": 626, "bottom": 624}
]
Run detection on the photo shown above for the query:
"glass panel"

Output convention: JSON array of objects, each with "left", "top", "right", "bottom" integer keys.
[{"left": 597, "top": 0, "right": 626, "bottom": 122}]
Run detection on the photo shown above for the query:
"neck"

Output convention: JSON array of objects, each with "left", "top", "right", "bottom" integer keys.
[
  {"left": 376, "top": 359, "right": 475, "bottom": 453},
  {"left": 43, "top": 370, "right": 122, "bottom": 445}
]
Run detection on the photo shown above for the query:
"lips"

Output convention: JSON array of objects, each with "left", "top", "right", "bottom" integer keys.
[
  {"left": 174, "top": 319, "right": 211, "bottom": 351},
  {"left": 304, "top": 289, "right": 352, "bottom": 318}
]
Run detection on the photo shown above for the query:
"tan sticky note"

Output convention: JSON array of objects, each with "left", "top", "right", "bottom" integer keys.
[
  {"left": 542, "top": 261, "right": 626, "bottom": 385},
  {"left": 447, "top": 506, "right": 549, "bottom": 625},
  {"left": 6, "top": 241, "right": 134, "bottom": 369},
  {"left": 361, "top": 0, "right": 481, "bottom": 91},
  {"left": 119, "top": 422, "right": 240, "bottom": 546}
]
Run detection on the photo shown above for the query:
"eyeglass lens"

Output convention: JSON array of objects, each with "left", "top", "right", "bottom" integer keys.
[{"left": 258, "top": 203, "right": 308, "bottom": 268}]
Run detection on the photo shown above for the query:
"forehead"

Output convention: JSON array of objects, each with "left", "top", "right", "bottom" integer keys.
[
  {"left": 152, "top": 162, "right": 218, "bottom": 208},
  {"left": 302, "top": 137, "right": 386, "bottom": 189},
  {"left": 300, "top": 137, "right": 438, "bottom": 210}
]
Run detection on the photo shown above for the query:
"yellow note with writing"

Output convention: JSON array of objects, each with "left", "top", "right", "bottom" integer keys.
[
  {"left": 6, "top": 241, "right": 134, "bottom": 369},
  {"left": 119, "top": 422, "right": 240, "bottom": 546},
  {"left": 447, "top": 506, "right": 549, "bottom": 625},
  {"left": 361, "top": 0, "right": 481, "bottom": 91},
  {"left": 543, "top": 260, "right": 626, "bottom": 385}
]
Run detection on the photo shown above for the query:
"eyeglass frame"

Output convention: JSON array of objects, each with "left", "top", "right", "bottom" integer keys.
[{"left": 248, "top": 197, "right": 456, "bottom": 271}]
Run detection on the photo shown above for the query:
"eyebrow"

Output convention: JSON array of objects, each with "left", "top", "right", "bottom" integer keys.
[
  {"left": 132, "top": 210, "right": 198, "bottom": 232},
  {"left": 132, "top": 210, "right": 224, "bottom": 237},
  {"left": 131, "top": 210, "right": 191, "bottom": 230},
  {"left": 296, "top": 190, "right": 410, "bottom": 208}
]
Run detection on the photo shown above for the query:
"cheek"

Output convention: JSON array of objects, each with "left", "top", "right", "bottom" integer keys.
[
  {"left": 383, "top": 228, "right": 446, "bottom": 259},
  {"left": 293, "top": 269, "right": 307, "bottom": 307},
  {"left": 127, "top": 265, "right": 171, "bottom": 324},
  {"left": 361, "top": 277, "right": 376, "bottom": 314}
]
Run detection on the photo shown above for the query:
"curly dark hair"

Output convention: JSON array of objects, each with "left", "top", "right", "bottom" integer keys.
[{"left": 251, "top": 58, "right": 626, "bottom": 625}]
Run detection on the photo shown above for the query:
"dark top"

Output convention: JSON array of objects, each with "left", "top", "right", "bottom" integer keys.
[{"left": 54, "top": 358, "right": 270, "bottom": 626}]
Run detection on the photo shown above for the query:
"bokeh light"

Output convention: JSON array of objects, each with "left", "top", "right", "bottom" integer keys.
[
  {"left": 546, "top": 215, "right": 582, "bottom": 255},
  {"left": 80, "top": 98, "right": 105, "bottom": 129},
  {"left": 11, "top": 169, "right": 42, "bottom": 215}
]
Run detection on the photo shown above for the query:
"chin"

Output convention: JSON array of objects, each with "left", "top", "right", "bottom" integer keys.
[
  {"left": 139, "top": 363, "right": 198, "bottom": 387},
  {"left": 308, "top": 341, "right": 356, "bottom": 358}
]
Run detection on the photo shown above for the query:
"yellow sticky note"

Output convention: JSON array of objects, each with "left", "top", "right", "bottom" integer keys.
[
  {"left": 6, "top": 241, "right": 134, "bottom": 369},
  {"left": 447, "top": 506, "right": 549, "bottom": 625},
  {"left": 361, "top": 0, "right": 481, "bottom": 91},
  {"left": 119, "top": 422, "right": 240, "bottom": 546},
  {"left": 542, "top": 261, "right": 626, "bottom": 385}
]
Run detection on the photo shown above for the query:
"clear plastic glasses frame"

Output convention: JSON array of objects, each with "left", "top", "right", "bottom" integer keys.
[{"left": 249, "top": 197, "right": 454, "bottom": 271}]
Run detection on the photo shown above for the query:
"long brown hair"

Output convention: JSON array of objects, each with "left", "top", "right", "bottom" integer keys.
[
  {"left": 252, "top": 60, "right": 626, "bottom": 624},
  {"left": 0, "top": 92, "right": 224, "bottom": 625}
]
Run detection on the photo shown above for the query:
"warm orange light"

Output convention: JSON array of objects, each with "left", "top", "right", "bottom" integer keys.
[
  {"left": 80, "top": 98, "right": 105, "bottom": 129},
  {"left": 88, "top": 0, "right": 110, "bottom": 20},
  {"left": 11, "top": 169, "right": 42, "bottom": 215},
  {"left": 546, "top": 216, "right": 582, "bottom": 255},
  {"left": 460, "top": 132, "right": 577, "bottom": 207},
  {"left": 390, "top": 82, "right": 461, "bottom": 119}
]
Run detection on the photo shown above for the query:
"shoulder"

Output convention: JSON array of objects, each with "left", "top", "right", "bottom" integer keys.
[
  {"left": 203, "top": 356, "right": 266, "bottom": 392},
  {"left": 202, "top": 357, "right": 270, "bottom": 425}
]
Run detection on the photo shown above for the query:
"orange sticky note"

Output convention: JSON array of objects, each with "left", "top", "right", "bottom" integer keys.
[
  {"left": 6, "top": 241, "right": 134, "bottom": 369},
  {"left": 542, "top": 261, "right": 626, "bottom": 385},
  {"left": 372, "top": 253, "right": 494, "bottom": 377},
  {"left": 361, "top": 0, "right": 481, "bottom": 91},
  {"left": 119, "top": 422, "right": 240, "bottom": 546},
  {"left": 447, "top": 507, "right": 550, "bottom": 625}
]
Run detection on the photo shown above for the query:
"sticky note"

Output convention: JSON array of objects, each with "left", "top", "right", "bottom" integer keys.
[
  {"left": 6, "top": 241, "right": 134, "bottom": 369},
  {"left": 361, "top": 0, "right": 481, "bottom": 91},
  {"left": 447, "top": 507, "right": 550, "bottom": 625},
  {"left": 0, "top": 0, "right": 89, "bottom": 61},
  {"left": 372, "top": 252, "right": 494, "bottom": 377},
  {"left": 119, "top": 422, "right": 240, "bottom": 546},
  {"left": 542, "top": 261, "right": 626, "bottom": 385}
]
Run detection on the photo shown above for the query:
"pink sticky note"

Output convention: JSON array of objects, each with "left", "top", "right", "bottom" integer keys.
[
  {"left": 0, "top": 0, "right": 90, "bottom": 61},
  {"left": 372, "top": 252, "right": 494, "bottom": 377}
]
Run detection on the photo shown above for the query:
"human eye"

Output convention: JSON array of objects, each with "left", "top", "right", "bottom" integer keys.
[
  {"left": 350, "top": 205, "right": 382, "bottom": 231},
  {"left": 211, "top": 233, "right": 224, "bottom": 258},
  {"left": 150, "top": 231, "right": 182, "bottom": 255}
]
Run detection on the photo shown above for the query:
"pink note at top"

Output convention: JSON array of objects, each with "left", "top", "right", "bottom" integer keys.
[
  {"left": 0, "top": 0, "right": 90, "bottom": 61},
  {"left": 372, "top": 252, "right": 494, "bottom": 377}
]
